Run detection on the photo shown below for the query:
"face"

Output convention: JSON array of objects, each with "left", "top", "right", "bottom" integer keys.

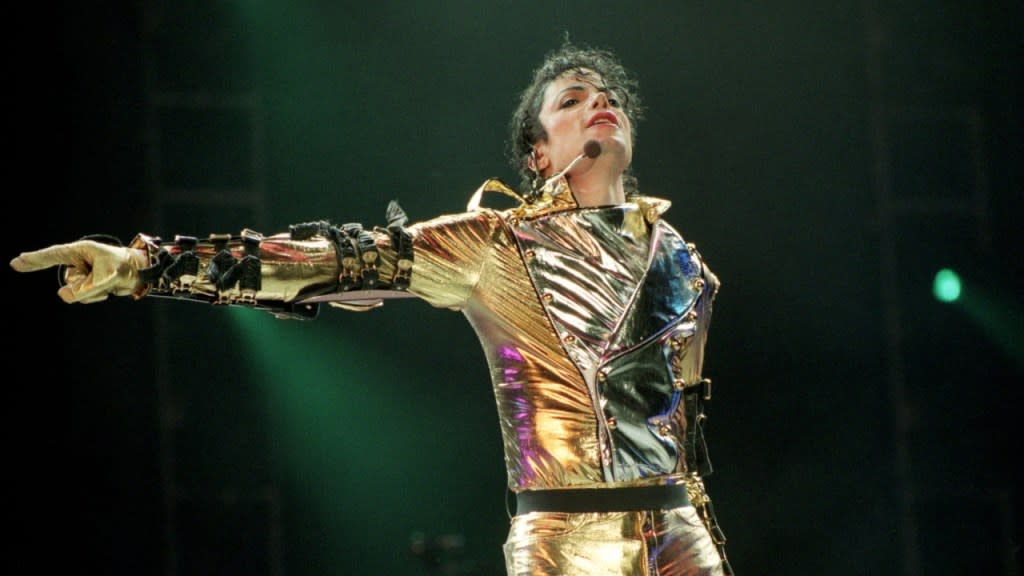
[{"left": 534, "top": 69, "right": 633, "bottom": 178}]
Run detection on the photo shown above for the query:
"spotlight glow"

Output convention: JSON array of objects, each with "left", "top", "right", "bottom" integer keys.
[{"left": 933, "top": 268, "right": 962, "bottom": 303}]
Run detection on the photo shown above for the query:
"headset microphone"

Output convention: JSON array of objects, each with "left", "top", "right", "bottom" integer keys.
[{"left": 544, "top": 140, "right": 603, "bottom": 194}]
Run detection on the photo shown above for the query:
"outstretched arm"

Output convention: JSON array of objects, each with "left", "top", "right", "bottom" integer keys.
[
  {"left": 9, "top": 220, "right": 398, "bottom": 319},
  {"left": 9, "top": 197, "right": 503, "bottom": 318}
]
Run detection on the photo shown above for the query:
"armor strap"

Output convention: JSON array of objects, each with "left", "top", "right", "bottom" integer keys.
[
  {"left": 683, "top": 377, "right": 714, "bottom": 476},
  {"left": 289, "top": 200, "right": 415, "bottom": 293},
  {"left": 163, "top": 236, "right": 200, "bottom": 283},
  {"left": 347, "top": 223, "right": 379, "bottom": 288},
  {"left": 204, "top": 229, "right": 262, "bottom": 301},
  {"left": 130, "top": 230, "right": 319, "bottom": 320},
  {"left": 384, "top": 200, "right": 414, "bottom": 290}
]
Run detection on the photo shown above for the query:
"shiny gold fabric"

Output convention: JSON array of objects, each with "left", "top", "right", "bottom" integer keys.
[
  {"left": 504, "top": 507, "right": 722, "bottom": 576},
  {"left": 135, "top": 176, "right": 727, "bottom": 574},
  {"left": 400, "top": 180, "right": 720, "bottom": 491}
]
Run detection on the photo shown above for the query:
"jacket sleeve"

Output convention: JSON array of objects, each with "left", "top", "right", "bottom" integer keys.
[{"left": 128, "top": 202, "right": 505, "bottom": 319}]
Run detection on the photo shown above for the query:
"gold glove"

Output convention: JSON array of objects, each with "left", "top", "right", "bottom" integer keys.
[{"left": 10, "top": 240, "right": 148, "bottom": 304}]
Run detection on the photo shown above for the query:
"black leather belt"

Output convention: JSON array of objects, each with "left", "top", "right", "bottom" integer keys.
[{"left": 516, "top": 484, "right": 690, "bottom": 514}]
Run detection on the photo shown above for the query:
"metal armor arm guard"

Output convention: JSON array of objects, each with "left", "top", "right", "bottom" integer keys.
[{"left": 128, "top": 201, "right": 415, "bottom": 319}]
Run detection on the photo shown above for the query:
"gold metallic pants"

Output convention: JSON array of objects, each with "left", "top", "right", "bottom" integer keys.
[{"left": 503, "top": 505, "right": 725, "bottom": 575}]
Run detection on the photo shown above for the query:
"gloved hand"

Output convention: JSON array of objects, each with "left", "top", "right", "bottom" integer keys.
[{"left": 10, "top": 240, "right": 149, "bottom": 303}]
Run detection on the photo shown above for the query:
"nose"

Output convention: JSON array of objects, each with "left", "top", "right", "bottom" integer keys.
[{"left": 590, "top": 91, "right": 610, "bottom": 108}]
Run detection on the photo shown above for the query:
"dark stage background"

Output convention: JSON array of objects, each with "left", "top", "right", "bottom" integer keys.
[{"left": 8, "top": 2, "right": 1022, "bottom": 575}]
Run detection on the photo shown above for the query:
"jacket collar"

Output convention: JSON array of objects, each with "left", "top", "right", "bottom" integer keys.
[{"left": 467, "top": 176, "right": 672, "bottom": 224}]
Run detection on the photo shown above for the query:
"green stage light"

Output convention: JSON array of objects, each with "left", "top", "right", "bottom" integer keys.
[{"left": 933, "top": 268, "right": 962, "bottom": 303}]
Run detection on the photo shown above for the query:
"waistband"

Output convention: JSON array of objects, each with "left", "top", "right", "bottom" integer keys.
[{"left": 515, "top": 484, "right": 691, "bottom": 514}]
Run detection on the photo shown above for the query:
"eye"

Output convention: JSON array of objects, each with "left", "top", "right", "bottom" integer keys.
[
  {"left": 559, "top": 97, "right": 579, "bottom": 109},
  {"left": 608, "top": 96, "right": 621, "bottom": 107}
]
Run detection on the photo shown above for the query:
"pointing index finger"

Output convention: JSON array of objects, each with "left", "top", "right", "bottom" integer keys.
[{"left": 10, "top": 243, "right": 88, "bottom": 273}]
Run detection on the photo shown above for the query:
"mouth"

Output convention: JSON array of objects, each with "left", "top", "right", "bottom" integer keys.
[{"left": 587, "top": 112, "right": 619, "bottom": 128}]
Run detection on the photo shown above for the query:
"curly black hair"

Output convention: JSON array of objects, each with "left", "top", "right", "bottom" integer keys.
[{"left": 507, "top": 39, "right": 645, "bottom": 195}]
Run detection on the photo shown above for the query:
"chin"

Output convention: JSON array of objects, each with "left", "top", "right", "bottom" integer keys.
[
  {"left": 598, "top": 139, "right": 632, "bottom": 165},
  {"left": 597, "top": 135, "right": 630, "bottom": 155}
]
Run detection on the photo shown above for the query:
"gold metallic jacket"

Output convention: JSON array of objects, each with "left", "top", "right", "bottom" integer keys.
[{"left": 133, "top": 177, "right": 720, "bottom": 493}]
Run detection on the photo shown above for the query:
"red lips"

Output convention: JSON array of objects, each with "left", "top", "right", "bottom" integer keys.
[{"left": 587, "top": 111, "right": 619, "bottom": 128}]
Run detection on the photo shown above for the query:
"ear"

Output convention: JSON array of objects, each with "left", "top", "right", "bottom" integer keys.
[{"left": 531, "top": 143, "right": 551, "bottom": 173}]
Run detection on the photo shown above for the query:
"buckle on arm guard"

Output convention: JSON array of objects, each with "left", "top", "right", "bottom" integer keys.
[
  {"left": 350, "top": 224, "right": 379, "bottom": 288},
  {"left": 162, "top": 236, "right": 200, "bottom": 290},
  {"left": 287, "top": 220, "right": 369, "bottom": 291},
  {"left": 204, "top": 233, "right": 232, "bottom": 296},
  {"left": 385, "top": 200, "right": 413, "bottom": 290},
  {"left": 288, "top": 200, "right": 414, "bottom": 294},
  {"left": 337, "top": 225, "right": 360, "bottom": 290},
  {"left": 205, "top": 231, "right": 262, "bottom": 304}
]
